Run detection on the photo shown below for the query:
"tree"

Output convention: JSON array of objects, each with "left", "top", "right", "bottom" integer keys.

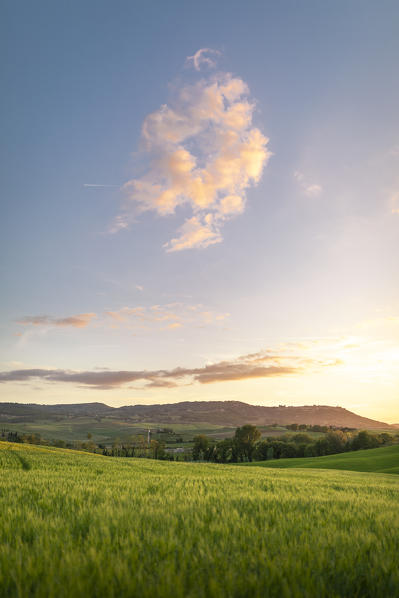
[
  {"left": 351, "top": 431, "right": 380, "bottom": 451},
  {"left": 212, "top": 438, "right": 234, "bottom": 463},
  {"left": 234, "top": 425, "right": 261, "bottom": 462},
  {"left": 192, "top": 435, "right": 210, "bottom": 461},
  {"left": 313, "top": 437, "right": 329, "bottom": 456},
  {"left": 291, "top": 433, "right": 313, "bottom": 445},
  {"left": 280, "top": 443, "right": 299, "bottom": 458},
  {"left": 324, "top": 430, "right": 347, "bottom": 454},
  {"left": 304, "top": 443, "right": 317, "bottom": 457},
  {"left": 376, "top": 433, "right": 392, "bottom": 446},
  {"left": 151, "top": 440, "right": 166, "bottom": 460},
  {"left": 253, "top": 441, "right": 269, "bottom": 461}
]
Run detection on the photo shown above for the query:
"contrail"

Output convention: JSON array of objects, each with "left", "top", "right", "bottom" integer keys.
[{"left": 83, "top": 183, "right": 120, "bottom": 188}]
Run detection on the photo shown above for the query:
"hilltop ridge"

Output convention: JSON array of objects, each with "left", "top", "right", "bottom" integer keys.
[{"left": 0, "top": 400, "right": 391, "bottom": 429}]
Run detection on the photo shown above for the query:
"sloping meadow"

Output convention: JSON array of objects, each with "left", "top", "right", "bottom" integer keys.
[
  {"left": 1, "top": 442, "right": 398, "bottom": 597},
  {"left": 243, "top": 445, "right": 399, "bottom": 474}
]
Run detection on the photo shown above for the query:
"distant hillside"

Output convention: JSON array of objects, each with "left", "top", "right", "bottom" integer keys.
[
  {"left": 0, "top": 402, "right": 111, "bottom": 422},
  {"left": 0, "top": 400, "right": 391, "bottom": 429},
  {"left": 244, "top": 445, "right": 399, "bottom": 474}
]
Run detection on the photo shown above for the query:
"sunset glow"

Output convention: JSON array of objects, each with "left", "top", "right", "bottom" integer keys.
[{"left": 1, "top": 2, "right": 398, "bottom": 423}]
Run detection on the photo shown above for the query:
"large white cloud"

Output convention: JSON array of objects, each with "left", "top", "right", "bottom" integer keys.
[{"left": 116, "top": 50, "right": 271, "bottom": 251}]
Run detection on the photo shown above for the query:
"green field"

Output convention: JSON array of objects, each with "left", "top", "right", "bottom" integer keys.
[
  {"left": 1, "top": 417, "right": 324, "bottom": 447},
  {"left": 244, "top": 445, "right": 399, "bottom": 474},
  {"left": 0, "top": 417, "right": 234, "bottom": 445},
  {"left": 1, "top": 442, "right": 399, "bottom": 597}
]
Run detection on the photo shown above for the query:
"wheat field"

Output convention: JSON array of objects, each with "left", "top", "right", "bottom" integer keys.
[{"left": 1, "top": 441, "right": 399, "bottom": 597}]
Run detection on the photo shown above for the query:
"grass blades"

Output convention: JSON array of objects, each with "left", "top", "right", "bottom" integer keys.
[{"left": 1, "top": 441, "right": 399, "bottom": 597}]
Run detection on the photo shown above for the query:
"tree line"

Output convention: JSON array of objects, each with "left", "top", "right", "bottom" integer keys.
[
  {"left": 1, "top": 430, "right": 179, "bottom": 460},
  {"left": 192, "top": 425, "right": 397, "bottom": 463},
  {"left": 3, "top": 425, "right": 398, "bottom": 463}
]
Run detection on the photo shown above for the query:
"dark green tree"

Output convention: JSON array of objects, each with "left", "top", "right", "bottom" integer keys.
[
  {"left": 324, "top": 430, "right": 347, "bottom": 454},
  {"left": 212, "top": 438, "right": 234, "bottom": 463},
  {"left": 234, "top": 424, "right": 261, "bottom": 461},
  {"left": 351, "top": 431, "right": 380, "bottom": 451},
  {"left": 192, "top": 435, "right": 210, "bottom": 461}
]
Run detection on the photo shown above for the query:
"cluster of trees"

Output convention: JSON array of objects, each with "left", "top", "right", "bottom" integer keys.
[
  {"left": 253, "top": 430, "right": 393, "bottom": 461},
  {"left": 1, "top": 429, "right": 176, "bottom": 460},
  {"left": 155, "top": 429, "right": 184, "bottom": 443},
  {"left": 1, "top": 430, "right": 99, "bottom": 452},
  {"left": 101, "top": 438, "right": 173, "bottom": 460},
  {"left": 3, "top": 431, "right": 31, "bottom": 443},
  {"left": 192, "top": 425, "right": 261, "bottom": 462},
  {"left": 3, "top": 425, "right": 398, "bottom": 465},
  {"left": 285, "top": 423, "right": 356, "bottom": 433},
  {"left": 192, "top": 426, "right": 397, "bottom": 463}
]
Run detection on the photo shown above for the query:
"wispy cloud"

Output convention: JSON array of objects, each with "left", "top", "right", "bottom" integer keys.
[
  {"left": 15, "top": 304, "right": 229, "bottom": 335},
  {"left": 294, "top": 171, "right": 323, "bottom": 197},
  {"left": 105, "top": 303, "right": 230, "bottom": 331},
  {"left": 0, "top": 348, "right": 339, "bottom": 390},
  {"left": 114, "top": 49, "right": 271, "bottom": 250},
  {"left": 16, "top": 313, "right": 96, "bottom": 329},
  {"left": 186, "top": 48, "right": 221, "bottom": 71}
]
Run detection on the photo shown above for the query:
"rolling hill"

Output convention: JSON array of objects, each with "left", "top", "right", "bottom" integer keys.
[
  {"left": 244, "top": 445, "right": 399, "bottom": 474},
  {"left": 0, "top": 400, "right": 391, "bottom": 428}
]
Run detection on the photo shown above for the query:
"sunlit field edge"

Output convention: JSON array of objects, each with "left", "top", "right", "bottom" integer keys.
[{"left": 242, "top": 445, "right": 399, "bottom": 474}]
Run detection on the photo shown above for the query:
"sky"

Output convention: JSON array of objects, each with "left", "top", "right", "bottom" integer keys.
[{"left": 1, "top": 0, "right": 398, "bottom": 422}]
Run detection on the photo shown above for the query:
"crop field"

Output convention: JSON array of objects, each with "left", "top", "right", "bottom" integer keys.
[
  {"left": 245, "top": 445, "right": 399, "bottom": 474},
  {"left": 1, "top": 442, "right": 399, "bottom": 597},
  {"left": 0, "top": 417, "right": 317, "bottom": 446},
  {"left": 0, "top": 418, "right": 234, "bottom": 445}
]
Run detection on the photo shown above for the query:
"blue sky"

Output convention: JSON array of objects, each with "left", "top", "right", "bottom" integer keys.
[{"left": 1, "top": 1, "right": 398, "bottom": 421}]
